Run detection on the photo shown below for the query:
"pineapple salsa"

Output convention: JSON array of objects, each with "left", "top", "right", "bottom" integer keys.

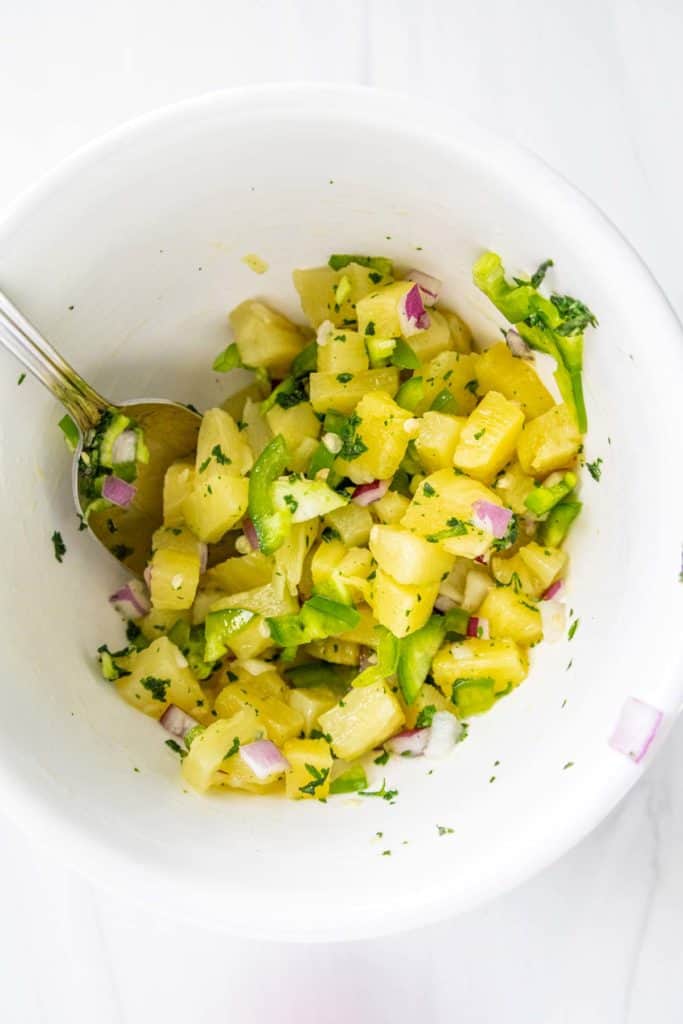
[{"left": 98, "top": 252, "right": 595, "bottom": 800}]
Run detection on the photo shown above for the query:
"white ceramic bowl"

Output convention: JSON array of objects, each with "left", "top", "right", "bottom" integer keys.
[{"left": 0, "top": 84, "right": 681, "bottom": 941}]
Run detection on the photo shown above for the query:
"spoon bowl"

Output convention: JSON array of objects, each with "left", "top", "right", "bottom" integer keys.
[{"left": 0, "top": 287, "right": 201, "bottom": 575}]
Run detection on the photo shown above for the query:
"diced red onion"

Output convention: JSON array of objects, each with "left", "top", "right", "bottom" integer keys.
[
  {"left": 109, "top": 579, "right": 150, "bottom": 619},
  {"left": 198, "top": 542, "right": 208, "bottom": 574},
  {"left": 406, "top": 269, "right": 442, "bottom": 307},
  {"left": 472, "top": 499, "right": 512, "bottom": 539},
  {"left": 160, "top": 704, "right": 198, "bottom": 739},
  {"left": 239, "top": 739, "right": 289, "bottom": 780},
  {"left": 385, "top": 728, "right": 431, "bottom": 757},
  {"left": 609, "top": 698, "right": 663, "bottom": 763},
  {"left": 102, "top": 474, "right": 137, "bottom": 508},
  {"left": 111, "top": 429, "right": 138, "bottom": 466},
  {"left": 505, "top": 329, "right": 533, "bottom": 359},
  {"left": 435, "top": 593, "right": 456, "bottom": 613},
  {"left": 467, "top": 616, "right": 489, "bottom": 639},
  {"left": 542, "top": 579, "right": 564, "bottom": 601},
  {"left": 352, "top": 479, "right": 390, "bottom": 506},
  {"left": 425, "top": 712, "right": 463, "bottom": 759},
  {"left": 398, "top": 284, "right": 431, "bottom": 337},
  {"left": 540, "top": 599, "right": 566, "bottom": 642},
  {"left": 242, "top": 517, "right": 259, "bottom": 550},
  {"left": 474, "top": 552, "right": 490, "bottom": 565}
]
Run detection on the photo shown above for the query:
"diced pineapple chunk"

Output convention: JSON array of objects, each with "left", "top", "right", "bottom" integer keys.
[
  {"left": 149, "top": 548, "right": 201, "bottom": 610},
  {"left": 163, "top": 460, "right": 195, "bottom": 526},
  {"left": 402, "top": 682, "right": 453, "bottom": 730},
  {"left": 229, "top": 300, "right": 305, "bottom": 377},
  {"left": 356, "top": 281, "right": 413, "bottom": 337},
  {"left": 369, "top": 524, "right": 454, "bottom": 584},
  {"left": 461, "top": 567, "right": 495, "bottom": 612},
  {"left": 401, "top": 470, "right": 503, "bottom": 559},
  {"left": 372, "top": 490, "right": 411, "bottom": 525},
  {"left": 287, "top": 686, "right": 340, "bottom": 735},
  {"left": 283, "top": 738, "right": 334, "bottom": 800},
  {"left": 116, "top": 637, "right": 207, "bottom": 719},
  {"left": 215, "top": 683, "right": 304, "bottom": 746},
  {"left": 210, "top": 583, "right": 297, "bottom": 659},
  {"left": 490, "top": 552, "right": 543, "bottom": 599},
  {"left": 337, "top": 604, "right": 381, "bottom": 647},
  {"left": 311, "top": 537, "right": 347, "bottom": 591},
  {"left": 417, "top": 351, "right": 480, "bottom": 415},
  {"left": 265, "top": 401, "right": 320, "bottom": 451},
  {"left": 309, "top": 367, "right": 399, "bottom": 414},
  {"left": 195, "top": 407, "right": 253, "bottom": 478},
  {"left": 517, "top": 403, "right": 582, "bottom": 477},
  {"left": 138, "top": 607, "right": 191, "bottom": 641},
  {"left": 152, "top": 524, "right": 202, "bottom": 559},
  {"left": 216, "top": 754, "right": 284, "bottom": 794},
  {"left": 318, "top": 681, "right": 405, "bottom": 760},
  {"left": 334, "top": 390, "right": 412, "bottom": 484},
  {"left": 479, "top": 587, "right": 543, "bottom": 646},
  {"left": 453, "top": 390, "right": 525, "bottom": 483},
  {"left": 204, "top": 550, "right": 273, "bottom": 593},
  {"left": 368, "top": 567, "right": 439, "bottom": 638},
  {"left": 181, "top": 475, "right": 249, "bottom": 543},
  {"left": 476, "top": 343, "right": 554, "bottom": 419},
  {"left": 518, "top": 542, "right": 568, "bottom": 590},
  {"left": 293, "top": 263, "right": 392, "bottom": 328},
  {"left": 324, "top": 503, "right": 373, "bottom": 547},
  {"left": 439, "top": 306, "right": 473, "bottom": 354},
  {"left": 221, "top": 381, "right": 266, "bottom": 422},
  {"left": 414, "top": 411, "right": 466, "bottom": 472},
  {"left": 271, "top": 477, "right": 347, "bottom": 522},
  {"left": 493, "top": 461, "right": 536, "bottom": 515},
  {"left": 306, "top": 638, "right": 361, "bottom": 666},
  {"left": 317, "top": 329, "right": 369, "bottom": 374},
  {"left": 242, "top": 396, "right": 273, "bottom": 460},
  {"left": 289, "top": 436, "right": 320, "bottom": 474},
  {"left": 406, "top": 310, "right": 452, "bottom": 363},
  {"left": 182, "top": 709, "right": 262, "bottom": 792},
  {"left": 432, "top": 637, "right": 528, "bottom": 698},
  {"left": 274, "top": 520, "right": 318, "bottom": 597}
]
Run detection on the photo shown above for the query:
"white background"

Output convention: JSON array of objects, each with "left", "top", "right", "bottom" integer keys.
[{"left": 2, "top": 1, "right": 683, "bottom": 1021}]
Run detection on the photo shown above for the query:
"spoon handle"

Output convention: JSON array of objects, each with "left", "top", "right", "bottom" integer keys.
[{"left": 0, "top": 289, "right": 109, "bottom": 431}]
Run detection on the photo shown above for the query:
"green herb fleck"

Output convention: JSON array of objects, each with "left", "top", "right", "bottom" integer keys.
[
  {"left": 473, "top": 428, "right": 486, "bottom": 440},
  {"left": 586, "top": 457, "right": 603, "bottom": 482},
  {"left": 568, "top": 618, "right": 580, "bottom": 641},
  {"left": 283, "top": 494, "right": 299, "bottom": 513},
  {"left": 465, "top": 379, "right": 479, "bottom": 395},
  {"left": 198, "top": 456, "right": 211, "bottom": 473},
  {"left": 299, "top": 763, "right": 330, "bottom": 797},
  {"left": 140, "top": 676, "right": 170, "bottom": 702},
  {"left": 416, "top": 705, "right": 437, "bottom": 729},
  {"left": 563, "top": 761, "right": 574, "bottom": 770},
  {"left": 211, "top": 444, "right": 231, "bottom": 466},
  {"left": 111, "top": 544, "right": 134, "bottom": 560},
  {"left": 422, "top": 482, "right": 436, "bottom": 498},
  {"left": 336, "top": 373, "right": 353, "bottom": 384},
  {"left": 436, "top": 825, "right": 454, "bottom": 836},
  {"left": 165, "top": 739, "right": 187, "bottom": 759},
  {"left": 374, "top": 749, "right": 390, "bottom": 765},
  {"left": 17, "top": 373, "right": 26, "bottom": 385},
  {"left": 51, "top": 531, "right": 66, "bottom": 563},
  {"left": 360, "top": 779, "right": 398, "bottom": 802},
  {"left": 223, "top": 736, "right": 241, "bottom": 759},
  {"left": 381, "top": 849, "right": 392, "bottom": 856}
]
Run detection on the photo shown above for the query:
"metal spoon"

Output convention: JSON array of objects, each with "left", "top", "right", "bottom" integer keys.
[{"left": 0, "top": 289, "right": 201, "bottom": 576}]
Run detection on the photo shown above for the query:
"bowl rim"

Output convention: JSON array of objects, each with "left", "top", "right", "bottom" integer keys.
[{"left": 1, "top": 82, "right": 682, "bottom": 941}]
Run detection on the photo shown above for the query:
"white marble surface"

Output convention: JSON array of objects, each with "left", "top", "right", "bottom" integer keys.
[{"left": 1, "top": 1, "right": 682, "bottom": 1020}]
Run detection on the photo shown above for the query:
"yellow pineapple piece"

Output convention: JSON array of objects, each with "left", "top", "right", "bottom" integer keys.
[
  {"left": 414, "top": 411, "right": 467, "bottom": 473},
  {"left": 432, "top": 637, "right": 528, "bottom": 698},
  {"left": 149, "top": 547, "right": 201, "bottom": 611},
  {"left": 368, "top": 567, "right": 439, "bottom": 638},
  {"left": 318, "top": 681, "right": 405, "bottom": 760},
  {"left": 265, "top": 401, "right": 320, "bottom": 451},
  {"left": 372, "top": 490, "right": 411, "bottom": 525},
  {"left": 401, "top": 470, "right": 504, "bottom": 559},
  {"left": 406, "top": 310, "right": 452, "bottom": 363},
  {"left": 181, "top": 475, "right": 249, "bottom": 544},
  {"left": 479, "top": 587, "right": 542, "bottom": 646},
  {"left": 195, "top": 407, "right": 253, "bottom": 478},
  {"left": 337, "top": 604, "right": 381, "bottom": 647},
  {"left": 356, "top": 281, "right": 413, "bottom": 337},
  {"left": 493, "top": 461, "right": 536, "bottom": 515},
  {"left": 517, "top": 403, "right": 582, "bottom": 477},
  {"left": 203, "top": 550, "right": 273, "bottom": 593},
  {"left": 439, "top": 306, "right": 473, "bottom": 353},
  {"left": 293, "top": 263, "right": 392, "bottom": 328},
  {"left": 316, "top": 328, "right": 369, "bottom": 374},
  {"left": 182, "top": 709, "right": 262, "bottom": 793},
  {"left": 306, "top": 638, "right": 361, "bottom": 666},
  {"left": 402, "top": 682, "right": 453, "bottom": 729},
  {"left": 214, "top": 683, "right": 304, "bottom": 746},
  {"left": 138, "top": 607, "right": 191, "bottom": 641},
  {"left": 490, "top": 552, "right": 543, "bottom": 599},
  {"left": 453, "top": 390, "right": 525, "bottom": 484},
  {"left": 287, "top": 686, "right": 339, "bottom": 735},
  {"left": 162, "top": 460, "right": 195, "bottom": 526},
  {"left": 369, "top": 524, "right": 454, "bottom": 584},
  {"left": 209, "top": 582, "right": 297, "bottom": 660},
  {"left": 283, "top": 738, "right": 334, "bottom": 800},
  {"left": 229, "top": 299, "right": 305, "bottom": 377},
  {"left": 323, "top": 503, "right": 373, "bottom": 547},
  {"left": 309, "top": 367, "right": 399, "bottom": 414},
  {"left": 518, "top": 542, "right": 568, "bottom": 590},
  {"left": 476, "top": 342, "right": 554, "bottom": 419},
  {"left": 116, "top": 636, "right": 207, "bottom": 720},
  {"left": 418, "top": 351, "right": 480, "bottom": 415},
  {"left": 334, "top": 390, "right": 413, "bottom": 484}
]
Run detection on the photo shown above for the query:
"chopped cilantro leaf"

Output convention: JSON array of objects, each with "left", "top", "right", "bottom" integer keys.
[
  {"left": 165, "top": 739, "right": 187, "bottom": 759},
  {"left": 586, "top": 457, "right": 603, "bottom": 481},
  {"left": 140, "top": 676, "right": 170, "bottom": 701},
  {"left": 299, "top": 763, "right": 330, "bottom": 797},
  {"left": 198, "top": 456, "right": 211, "bottom": 473},
  {"left": 436, "top": 825, "right": 454, "bottom": 836},
  {"left": 464, "top": 379, "right": 479, "bottom": 395},
  {"left": 360, "top": 779, "right": 398, "bottom": 802},
  {"left": 336, "top": 373, "right": 353, "bottom": 383},
  {"left": 17, "top": 372, "right": 26, "bottom": 385},
  {"left": 283, "top": 494, "right": 299, "bottom": 513},
  {"left": 51, "top": 530, "right": 66, "bottom": 563},
  {"left": 223, "top": 736, "right": 241, "bottom": 759},
  {"left": 568, "top": 618, "right": 580, "bottom": 641},
  {"left": 550, "top": 294, "right": 598, "bottom": 336},
  {"left": 422, "top": 482, "right": 436, "bottom": 497},
  {"left": 374, "top": 749, "right": 390, "bottom": 765},
  {"left": 211, "top": 444, "right": 231, "bottom": 465},
  {"left": 416, "top": 705, "right": 437, "bottom": 729}
]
